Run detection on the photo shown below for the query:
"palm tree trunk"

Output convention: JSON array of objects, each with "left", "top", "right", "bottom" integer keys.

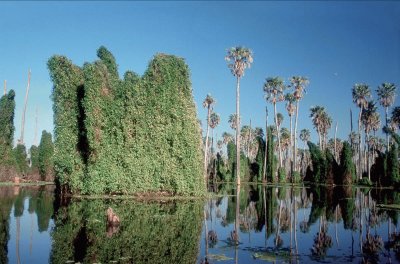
[
  {"left": 366, "top": 132, "right": 371, "bottom": 181},
  {"left": 236, "top": 76, "right": 241, "bottom": 185},
  {"left": 204, "top": 106, "right": 211, "bottom": 184},
  {"left": 334, "top": 122, "right": 338, "bottom": 161},
  {"left": 3, "top": 80, "right": 6, "bottom": 96},
  {"left": 386, "top": 106, "right": 389, "bottom": 151},
  {"left": 317, "top": 126, "right": 322, "bottom": 150},
  {"left": 358, "top": 109, "right": 363, "bottom": 180},
  {"left": 263, "top": 107, "right": 268, "bottom": 182},
  {"left": 274, "top": 102, "right": 283, "bottom": 168},
  {"left": 289, "top": 115, "right": 293, "bottom": 178},
  {"left": 294, "top": 100, "right": 299, "bottom": 172}
]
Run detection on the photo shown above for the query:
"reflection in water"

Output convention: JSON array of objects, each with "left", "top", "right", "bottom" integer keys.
[
  {"left": 200, "top": 184, "right": 400, "bottom": 264},
  {"left": 0, "top": 185, "right": 54, "bottom": 264},
  {"left": 0, "top": 184, "right": 399, "bottom": 263},
  {"left": 51, "top": 198, "right": 203, "bottom": 264}
]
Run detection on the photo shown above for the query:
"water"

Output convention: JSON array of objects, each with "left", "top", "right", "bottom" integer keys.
[{"left": 1, "top": 184, "right": 399, "bottom": 263}]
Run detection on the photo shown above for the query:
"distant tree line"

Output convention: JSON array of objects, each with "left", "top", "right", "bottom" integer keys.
[{"left": 0, "top": 89, "right": 53, "bottom": 181}]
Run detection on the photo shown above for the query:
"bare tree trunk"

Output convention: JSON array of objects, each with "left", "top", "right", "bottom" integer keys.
[
  {"left": 358, "top": 109, "right": 363, "bottom": 180},
  {"left": 317, "top": 127, "right": 322, "bottom": 150},
  {"left": 203, "top": 106, "right": 211, "bottom": 185},
  {"left": 236, "top": 77, "right": 241, "bottom": 185},
  {"left": 274, "top": 102, "right": 283, "bottom": 168},
  {"left": 3, "top": 80, "right": 6, "bottom": 96},
  {"left": 385, "top": 106, "right": 389, "bottom": 152},
  {"left": 262, "top": 107, "right": 268, "bottom": 182},
  {"left": 289, "top": 115, "right": 293, "bottom": 179},
  {"left": 334, "top": 122, "right": 338, "bottom": 161},
  {"left": 366, "top": 132, "right": 371, "bottom": 181},
  {"left": 293, "top": 100, "right": 299, "bottom": 172},
  {"left": 19, "top": 69, "right": 31, "bottom": 144}
]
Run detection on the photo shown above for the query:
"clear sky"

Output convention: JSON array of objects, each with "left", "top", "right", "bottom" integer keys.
[{"left": 1, "top": 1, "right": 399, "bottom": 149}]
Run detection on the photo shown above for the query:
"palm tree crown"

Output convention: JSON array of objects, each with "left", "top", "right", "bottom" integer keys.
[
  {"left": 352, "top": 83, "right": 371, "bottom": 109},
  {"left": 285, "top": 93, "right": 296, "bottom": 117},
  {"left": 361, "top": 101, "right": 378, "bottom": 134},
  {"left": 290, "top": 76, "right": 309, "bottom": 100},
  {"left": 391, "top": 106, "right": 400, "bottom": 129},
  {"left": 376, "top": 82, "right": 396, "bottom": 108},
  {"left": 228, "top": 114, "right": 238, "bottom": 130},
  {"left": 209, "top": 112, "right": 220, "bottom": 129},
  {"left": 299, "top": 129, "right": 310, "bottom": 143},
  {"left": 225, "top": 47, "right": 254, "bottom": 78},
  {"left": 264, "top": 77, "right": 285, "bottom": 103},
  {"left": 202, "top": 94, "right": 215, "bottom": 109},
  {"left": 310, "top": 106, "right": 326, "bottom": 130}
]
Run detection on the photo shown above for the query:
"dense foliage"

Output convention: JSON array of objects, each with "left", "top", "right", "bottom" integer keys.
[
  {"left": 13, "top": 144, "right": 28, "bottom": 175},
  {"left": 38, "top": 130, "right": 54, "bottom": 181},
  {"left": 0, "top": 90, "right": 17, "bottom": 179},
  {"left": 339, "top": 142, "right": 356, "bottom": 185},
  {"left": 29, "top": 145, "right": 39, "bottom": 172},
  {"left": 48, "top": 47, "right": 204, "bottom": 195}
]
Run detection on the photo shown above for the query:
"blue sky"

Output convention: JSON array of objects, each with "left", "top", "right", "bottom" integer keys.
[{"left": 1, "top": 1, "right": 399, "bottom": 149}]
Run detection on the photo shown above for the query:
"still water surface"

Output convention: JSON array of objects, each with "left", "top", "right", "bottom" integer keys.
[{"left": 1, "top": 184, "right": 399, "bottom": 263}]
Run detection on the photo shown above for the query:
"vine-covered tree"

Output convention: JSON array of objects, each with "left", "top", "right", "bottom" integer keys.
[
  {"left": 0, "top": 90, "right": 17, "bottom": 177},
  {"left": 38, "top": 130, "right": 54, "bottom": 181},
  {"left": 48, "top": 47, "right": 204, "bottom": 195}
]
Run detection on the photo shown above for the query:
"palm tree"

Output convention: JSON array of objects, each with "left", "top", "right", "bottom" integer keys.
[
  {"left": 376, "top": 83, "right": 396, "bottom": 149},
  {"left": 262, "top": 107, "right": 269, "bottom": 182},
  {"left": 310, "top": 106, "right": 325, "bottom": 149},
  {"left": 285, "top": 93, "right": 296, "bottom": 160},
  {"left": 280, "top": 127, "right": 291, "bottom": 165},
  {"left": 209, "top": 112, "right": 220, "bottom": 148},
  {"left": 352, "top": 83, "right": 371, "bottom": 179},
  {"left": 209, "top": 112, "right": 220, "bottom": 182},
  {"left": 241, "top": 125, "right": 252, "bottom": 158},
  {"left": 361, "top": 101, "right": 378, "bottom": 180},
  {"left": 264, "top": 77, "right": 286, "bottom": 168},
  {"left": 299, "top": 129, "right": 310, "bottom": 150},
  {"left": 299, "top": 129, "right": 310, "bottom": 172},
  {"left": 391, "top": 106, "right": 400, "bottom": 129},
  {"left": 290, "top": 76, "right": 309, "bottom": 172},
  {"left": 225, "top": 46, "right": 253, "bottom": 185},
  {"left": 203, "top": 94, "right": 215, "bottom": 183},
  {"left": 320, "top": 110, "right": 332, "bottom": 151},
  {"left": 222, "top": 132, "right": 234, "bottom": 145},
  {"left": 229, "top": 113, "right": 238, "bottom": 130}
]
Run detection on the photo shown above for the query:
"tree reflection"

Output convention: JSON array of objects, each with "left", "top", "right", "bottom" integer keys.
[{"left": 51, "top": 199, "right": 203, "bottom": 264}]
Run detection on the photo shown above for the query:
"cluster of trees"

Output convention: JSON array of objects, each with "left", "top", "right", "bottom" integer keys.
[
  {"left": 48, "top": 46, "right": 204, "bottom": 195},
  {"left": 0, "top": 88, "right": 54, "bottom": 181},
  {"left": 202, "top": 46, "right": 399, "bottom": 187}
]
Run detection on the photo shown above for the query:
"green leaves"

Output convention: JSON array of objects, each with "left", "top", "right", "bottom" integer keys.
[
  {"left": 38, "top": 130, "right": 54, "bottom": 181},
  {"left": 49, "top": 47, "right": 205, "bottom": 195}
]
